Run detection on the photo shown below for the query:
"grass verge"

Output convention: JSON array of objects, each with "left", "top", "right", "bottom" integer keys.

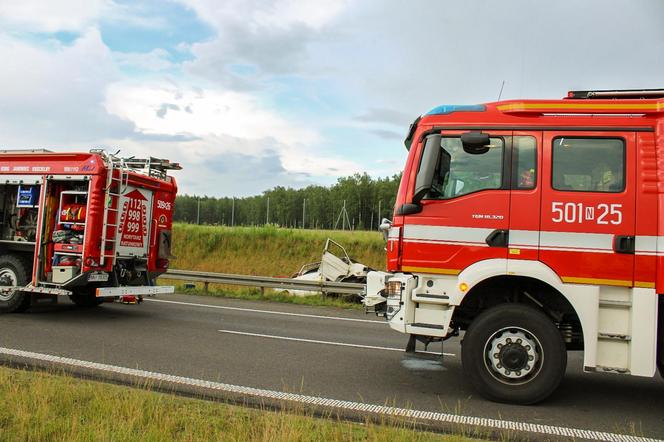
[{"left": 0, "top": 366, "right": 477, "bottom": 442}]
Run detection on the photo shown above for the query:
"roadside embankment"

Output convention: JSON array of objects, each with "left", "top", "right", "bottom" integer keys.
[{"left": 171, "top": 224, "right": 386, "bottom": 275}]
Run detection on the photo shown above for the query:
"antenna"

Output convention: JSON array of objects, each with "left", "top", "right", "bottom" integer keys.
[{"left": 497, "top": 80, "right": 506, "bottom": 101}]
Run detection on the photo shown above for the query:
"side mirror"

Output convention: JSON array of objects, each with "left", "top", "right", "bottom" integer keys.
[
  {"left": 413, "top": 134, "right": 441, "bottom": 203},
  {"left": 378, "top": 218, "right": 392, "bottom": 241},
  {"left": 461, "top": 131, "right": 490, "bottom": 154}
]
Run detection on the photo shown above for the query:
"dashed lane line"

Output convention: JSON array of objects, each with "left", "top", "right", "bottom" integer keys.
[
  {"left": 0, "top": 346, "right": 657, "bottom": 442},
  {"left": 217, "top": 329, "right": 455, "bottom": 357},
  {"left": 145, "top": 298, "right": 382, "bottom": 324}
]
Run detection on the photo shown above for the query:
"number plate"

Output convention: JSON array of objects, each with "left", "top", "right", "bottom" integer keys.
[{"left": 88, "top": 272, "right": 109, "bottom": 282}]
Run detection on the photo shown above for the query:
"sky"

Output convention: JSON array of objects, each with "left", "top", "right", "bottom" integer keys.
[{"left": 0, "top": 0, "right": 663, "bottom": 197}]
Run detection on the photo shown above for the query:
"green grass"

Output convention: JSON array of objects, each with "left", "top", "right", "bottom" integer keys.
[
  {"left": 171, "top": 224, "right": 386, "bottom": 276},
  {"left": 0, "top": 366, "right": 477, "bottom": 442}
]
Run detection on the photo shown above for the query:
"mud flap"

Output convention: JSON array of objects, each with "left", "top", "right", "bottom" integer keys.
[
  {"left": 406, "top": 334, "right": 444, "bottom": 358},
  {"left": 30, "top": 293, "right": 58, "bottom": 307}
]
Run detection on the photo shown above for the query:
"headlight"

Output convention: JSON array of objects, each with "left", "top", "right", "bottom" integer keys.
[
  {"left": 386, "top": 280, "right": 403, "bottom": 298},
  {"left": 384, "top": 280, "right": 402, "bottom": 319}
]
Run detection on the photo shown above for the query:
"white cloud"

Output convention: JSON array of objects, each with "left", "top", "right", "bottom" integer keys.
[
  {"left": 177, "top": 0, "right": 349, "bottom": 87},
  {"left": 104, "top": 80, "right": 362, "bottom": 183},
  {"left": 98, "top": 132, "right": 361, "bottom": 196},
  {"left": 0, "top": 28, "right": 133, "bottom": 146},
  {"left": 113, "top": 48, "right": 175, "bottom": 72},
  {"left": 177, "top": 0, "right": 347, "bottom": 30},
  {"left": 105, "top": 81, "right": 318, "bottom": 146},
  {"left": 0, "top": 0, "right": 111, "bottom": 32}
]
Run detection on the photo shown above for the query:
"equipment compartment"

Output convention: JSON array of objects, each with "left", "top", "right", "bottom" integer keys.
[
  {"left": 0, "top": 182, "right": 41, "bottom": 242},
  {"left": 45, "top": 182, "right": 90, "bottom": 284},
  {"left": 52, "top": 265, "right": 80, "bottom": 283}
]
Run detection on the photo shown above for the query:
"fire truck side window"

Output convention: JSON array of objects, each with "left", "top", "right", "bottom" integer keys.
[
  {"left": 552, "top": 138, "right": 625, "bottom": 193},
  {"left": 428, "top": 137, "right": 504, "bottom": 199},
  {"left": 513, "top": 136, "right": 537, "bottom": 190}
]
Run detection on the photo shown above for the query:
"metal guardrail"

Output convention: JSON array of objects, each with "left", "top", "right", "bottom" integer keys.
[{"left": 163, "top": 269, "right": 365, "bottom": 296}]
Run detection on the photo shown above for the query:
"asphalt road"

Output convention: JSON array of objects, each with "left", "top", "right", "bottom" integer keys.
[{"left": 1, "top": 293, "right": 663, "bottom": 440}]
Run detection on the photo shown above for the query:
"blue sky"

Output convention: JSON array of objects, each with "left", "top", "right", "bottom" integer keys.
[{"left": 0, "top": 0, "right": 663, "bottom": 196}]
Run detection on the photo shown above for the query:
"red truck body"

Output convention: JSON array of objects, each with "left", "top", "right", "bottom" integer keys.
[
  {"left": 365, "top": 89, "right": 664, "bottom": 404},
  {"left": 0, "top": 150, "right": 179, "bottom": 311}
]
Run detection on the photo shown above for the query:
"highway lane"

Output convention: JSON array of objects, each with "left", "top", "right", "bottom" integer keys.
[{"left": 1, "top": 293, "right": 663, "bottom": 440}]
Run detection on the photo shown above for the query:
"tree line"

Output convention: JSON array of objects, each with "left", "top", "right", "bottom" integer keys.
[{"left": 174, "top": 173, "right": 401, "bottom": 230}]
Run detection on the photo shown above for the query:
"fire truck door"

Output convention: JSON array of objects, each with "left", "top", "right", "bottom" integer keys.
[
  {"left": 400, "top": 130, "right": 512, "bottom": 275},
  {"left": 539, "top": 132, "right": 636, "bottom": 287},
  {"left": 508, "top": 132, "right": 542, "bottom": 262}
]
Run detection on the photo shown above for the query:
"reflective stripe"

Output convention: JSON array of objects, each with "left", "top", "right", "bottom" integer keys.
[
  {"left": 401, "top": 266, "right": 460, "bottom": 275},
  {"left": 402, "top": 239, "right": 489, "bottom": 247},
  {"left": 636, "top": 236, "right": 658, "bottom": 256},
  {"left": 402, "top": 225, "right": 664, "bottom": 256},
  {"left": 540, "top": 231, "right": 613, "bottom": 254},
  {"left": 509, "top": 230, "right": 539, "bottom": 248},
  {"left": 404, "top": 225, "right": 493, "bottom": 245}
]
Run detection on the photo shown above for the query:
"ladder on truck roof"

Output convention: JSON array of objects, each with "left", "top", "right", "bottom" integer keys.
[
  {"left": 96, "top": 152, "right": 129, "bottom": 267},
  {"left": 123, "top": 156, "right": 181, "bottom": 179},
  {"left": 567, "top": 88, "right": 664, "bottom": 99}
]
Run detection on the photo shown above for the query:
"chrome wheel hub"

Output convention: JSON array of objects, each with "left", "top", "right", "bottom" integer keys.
[
  {"left": 0, "top": 268, "right": 18, "bottom": 301},
  {"left": 484, "top": 327, "right": 541, "bottom": 384}
]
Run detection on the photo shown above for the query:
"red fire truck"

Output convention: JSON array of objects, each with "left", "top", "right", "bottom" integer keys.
[
  {"left": 364, "top": 89, "right": 664, "bottom": 404},
  {"left": 0, "top": 149, "right": 180, "bottom": 313}
]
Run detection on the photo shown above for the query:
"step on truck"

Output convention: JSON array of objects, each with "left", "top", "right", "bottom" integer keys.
[
  {"left": 364, "top": 89, "right": 664, "bottom": 404},
  {"left": 0, "top": 149, "right": 180, "bottom": 312}
]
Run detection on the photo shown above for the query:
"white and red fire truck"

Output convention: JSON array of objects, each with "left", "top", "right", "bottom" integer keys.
[
  {"left": 0, "top": 149, "right": 179, "bottom": 313},
  {"left": 364, "top": 89, "right": 664, "bottom": 404}
]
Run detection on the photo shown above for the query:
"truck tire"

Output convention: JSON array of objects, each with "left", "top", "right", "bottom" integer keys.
[
  {"left": 461, "top": 303, "right": 567, "bottom": 405},
  {"left": 69, "top": 287, "right": 104, "bottom": 308},
  {"left": 0, "top": 255, "right": 31, "bottom": 313}
]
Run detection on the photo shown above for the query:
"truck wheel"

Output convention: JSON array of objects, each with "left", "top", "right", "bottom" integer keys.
[
  {"left": 0, "top": 255, "right": 31, "bottom": 313},
  {"left": 69, "top": 287, "right": 104, "bottom": 308},
  {"left": 462, "top": 303, "right": 567, "bottom": 405}
]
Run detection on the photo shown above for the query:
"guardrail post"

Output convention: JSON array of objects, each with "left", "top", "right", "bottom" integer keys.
[
  {"left": 260, "top": 287, "right": 265, "bottom": 296},
  {"left": 204, "top": 282, "right": 209, "bottom": 295}
]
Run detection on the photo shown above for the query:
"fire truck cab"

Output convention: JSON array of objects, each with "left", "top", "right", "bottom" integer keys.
[
  {"left": 0, "top": 149, "right": 179, "bottom": 313},
  {"left": 364, "top": 89, "right": 664, "bottom": 404}
]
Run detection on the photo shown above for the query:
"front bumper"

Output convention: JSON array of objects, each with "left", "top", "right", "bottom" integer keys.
[{"left": 363, "top": 271, "right": 418, "bottom": 334}]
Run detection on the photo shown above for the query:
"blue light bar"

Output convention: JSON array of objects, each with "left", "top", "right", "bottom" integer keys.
[{"left": 425, "top": 104, "right": 486, "bottom": 115}]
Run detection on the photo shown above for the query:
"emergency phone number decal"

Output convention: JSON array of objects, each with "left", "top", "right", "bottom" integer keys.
[{"left": 551, "top": 202, "right": 622, "bottom": 225}]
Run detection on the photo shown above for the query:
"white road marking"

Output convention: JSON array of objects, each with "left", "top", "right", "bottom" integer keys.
[
  {"left": 217, "top": 329, "right": 456, "bottom": 357},
  {"left": 0, "top": 346, "right": 657, "bottom": 442},
  {"left": 145, "top": 298, "right": 382, "bottom": 324}
]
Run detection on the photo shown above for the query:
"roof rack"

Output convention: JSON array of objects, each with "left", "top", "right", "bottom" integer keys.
[
  {"left": 567, "top": 89, "right": 664, "bottom": 99},
  {"left": 123, "top": 157, "right": 182, "bottom": 179},
  {"left": 90, "top": 149, "right": 181, "bottom": 180}
]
